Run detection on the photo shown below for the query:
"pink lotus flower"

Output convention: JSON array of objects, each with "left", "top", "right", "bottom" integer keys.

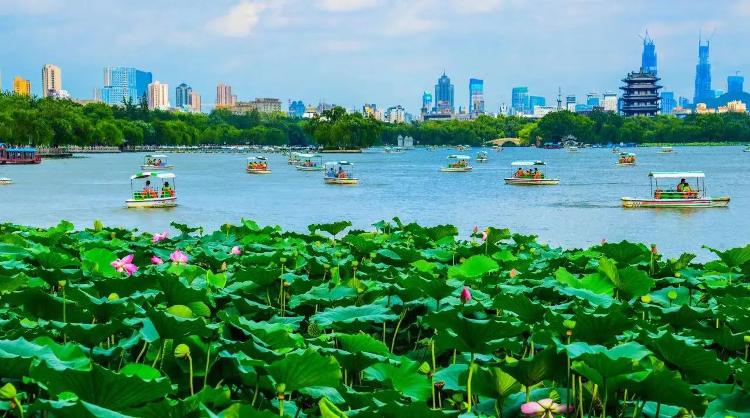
[
  {"left": 151, "top": 255, "right": 163, "bottom": 265},
  {"left": 230, "top": 246, "right": 242, "bottom": 255},
  {"left": 651, "top": 244, "right": 658, "bottom": 255},
  {"left": 170, "top": 249, "right": 189, "bottom": 264},
  {"left": 481, "top": 229, "right": 488, "bottom": 242},
  {"left": 460, "top": 286, "right": 472, "bottom": 304},
  {"left": 152, "top": 231, "right": 168, "bottom": 243},
  {"left": 509, "top": 268, "right": 518, "bottom": 278},
  {"left": 472, "top": 225, "right": 479, "bottom": 234},
  {"left": 111, "top": 254, "right": 137, "bottom": 276},
  {"left": 520, "top": 399, "right": 573, "bottom": 417}
]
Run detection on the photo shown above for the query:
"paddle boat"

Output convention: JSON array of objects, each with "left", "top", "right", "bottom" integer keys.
[
  {"left": 617, "top": 152, "right": 637, "bottom": 166},
  {"left": 141, "top": 154, "right": 173, "bottom": 170},
  {"left": 324, "top": 161, "right": 358, "bottom": 185},
  {"left": 126, "top": 172, "right": 177, "bottom": 208},
  {"left": 566, "top": 145, "right": 579, "bottom": 152},
  {"left": 493, "top": 145, "right": 503, "bottom": 152},
  {"left": 743, "top": 146, "right": 750, "bottom": 152},
  {"left": 288, "top": 152, "right": 301, "bottom": 165},
  {"left": 246, "top": 156, "right": 271, "bottom": 174},
  {"left": 504, "top": 161, "right": 560, "bottom": 185},
  {"left": 612, "top": 147, "right": 621, "bottom": 154},
  {"left": 384, "top": 146, "right": 405, "bottom": 154},
  {"left": 476, "top": 151, "right": 489, "bottom": 163},
  {"left": 621, "top": 172, "right": 729, "bottom": 208},
  {"left": 0, "top": 177, "right": 11, "bottom": 185},
  {"left": 440, "top": 155, "right": 472, "bottom": 172},
  {"left": 658, "top": 146, "right": 674, "bottom": 154},
  {"left": 295, "top": 153, "right": 323, "bottom": 171}
]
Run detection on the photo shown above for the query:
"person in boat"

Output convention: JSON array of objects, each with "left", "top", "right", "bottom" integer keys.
[
  {"left": 143, "top": 180, "right": 157, "bottom": 199},
  {"left": 156, "top": 159, "right": 162, "bottom": 166},
  {"left": 337, "top": 167, "right": 348, "bottom": 179},
  {"left": 161, "top": 182, "right": 174, "bottom": 197},
  {"left": 677, "top": 178, "right": 693, "bottom": 193},
  {"left": 515, "top": 168, "right": 524, "bottom": 178},
  {"left": 533, "top": 169, "right": 542, "bottom": 180},
  {"left": 327, "top": 167, "right": 335, "bottom": 177}
]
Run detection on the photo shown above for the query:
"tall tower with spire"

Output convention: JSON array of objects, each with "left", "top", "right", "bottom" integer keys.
[
  {"left": 641, "top": 31, "right": 657, "bottom": 75},
  {"left": 693, "top": 33, "right": 713, "bottom": 105}
]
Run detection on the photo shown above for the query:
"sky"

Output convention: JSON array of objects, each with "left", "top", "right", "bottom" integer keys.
[{"left": 1, "top": 0, "right": 750, "bottom": 113}]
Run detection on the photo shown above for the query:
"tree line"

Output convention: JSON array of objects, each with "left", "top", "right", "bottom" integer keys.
[{"left": 2, "top": 93, "right": 750, "bottom": 148}]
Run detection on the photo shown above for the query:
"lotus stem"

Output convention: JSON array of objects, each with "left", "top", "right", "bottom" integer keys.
[
  {"left": 151, "top": 341, "right": 163, "bottom": 368},
  {"left": 390, "top": 310, "right": 407, "bottom": 353},
  {"left": 187, "top": 353, "right": 194, "bottom": 396},
  {"left": 204, "top": 345, "right": 211, "bottom": 388},
  {"left": 745, "top": 343, "right": 748, "bottom": 361},
  {"left": 251, "top": 378, "right": 259, "bottom": 407},
  {"left": 466, "top": 360, "right": 475, "bottom": 413},
  {"left": 622, "top": 389, "right": 628, "bottom": 418},
  {"left": 655, "top": 402, "right": 661, "bottom": 418},
  {"left": 525, "top": 385, "right": 530, "bottom": 403},
  {"left": 62, "top": 284, "right": 67, "bottom": 343},
  {"left": 279, "top": 398, "right": 284, "bottom": 416},
  {"left": 578, "top": 376, "right": 584, "bottom": 418}
]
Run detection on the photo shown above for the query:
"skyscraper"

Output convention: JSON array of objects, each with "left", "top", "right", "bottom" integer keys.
[
  {"left": 289, "top": 100, "right": 306, "bottom": 118},
  {"left": 101, "top": 67, "right": 152, "bottom": 105},
  {"left": 13, "top": 76, "right": 31, "bottom": 96},
  {"left": 641, "top": 32, "right": 657, "bottom": 75},
  {"left": 190, "top": 92, "right": 202, "bottom": 113},
  {"left": 565, "top": 95, "right": 576, "bottom": 112},
  {"left": 693, "top": 37, "right": 713, "bottom": 105},
  {"left": 660, "top": 92, "right": 676, "bottom": 115},
  {"left": 147, "top": 81, "right": 170, "bottom": 110},
  {"left": 42, "top": 64, "right": 62, "bottom": 97},
  {"left": 728, "top": 73, "right": 744, "bottom": 95},
  {"left": 468, "top": 78, "right": 485, "bottom": 115},
  {"left": 421, "top": 91, "right": 433, "bottom": 115},
  {"left": 602, "top": 93, "right": 618, "bottom": 112},
  {"left": 586, "top": 93, "right": 601, "bottom": 107},
  {"left": 216, "top": 83, "right": 233, "bottom": 108},
  {"left": 529, "top": 95, "right": 545, "bottom": 112},
  {"left": 434, "top": 72, "right": 454, "bottom": 114},
  {"left": 511, "top": 86, "right": 529, "bottom": 114},
  {"left": 175, "top": 83, "right": 192, "bottom": 108}
]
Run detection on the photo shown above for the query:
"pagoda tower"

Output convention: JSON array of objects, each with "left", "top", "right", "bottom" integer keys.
[{"left": 620, "top": 70, "right": 662, "bottom": 116}]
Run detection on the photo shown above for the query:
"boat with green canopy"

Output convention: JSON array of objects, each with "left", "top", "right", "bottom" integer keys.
[
  {"left": 440, "top": 155, "right": 472, "bottom": 172},
  {"left": 295, "top": 153, "right": 324, "bottom": 171},
  {"left": 127, "top": 172, "right": 177, "bottom": 208},
  {"left": 621, "top": 171, "right": 729, "bottom": 208}
]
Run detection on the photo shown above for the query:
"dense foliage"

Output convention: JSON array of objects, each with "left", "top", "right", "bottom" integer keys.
[
  {"left": 1, "top": 219, "right": 749, "bottom": 417},
  {"left": 3, "top": 93, "right": 750, "bottom": 149}
]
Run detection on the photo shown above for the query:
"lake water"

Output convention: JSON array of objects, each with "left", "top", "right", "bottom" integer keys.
[{"left": 2, "top": 146, "right": 748, "bottom": 258}]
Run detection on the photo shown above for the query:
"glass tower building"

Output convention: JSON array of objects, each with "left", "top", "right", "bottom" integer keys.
[
  {"left": 728, "top": 74, "right": 744, "bottom": 95},
  {"left": 693, "top": 39, "right": 713, "bottom": 104},
  {"left": 641, "top": 32, "right": 657, "bottom": 75},
  {"left": 660, "top": 91, "right": 676, "bottom": 114},
  {"left": 101, "top": 67, "right": 152, "bottom": 105},
  {"left": 529, "top": 95, "right": 545, "bottom": 112},
  {"left": 175, "top": 83, "right": 192, "bottom": 109},
  {"left": 511, "top": 86, "right": 529, "bottom": 114},
  {"left": 468, "top": 78, "right": 485, "bottom": 115},
  {"left": 434, "top": 72, "right": 454, "bottom": 114}
]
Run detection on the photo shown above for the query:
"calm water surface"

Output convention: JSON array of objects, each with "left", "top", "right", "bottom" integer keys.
[{"left": 2, "top": 146, "right": 748, "bottom": 258}]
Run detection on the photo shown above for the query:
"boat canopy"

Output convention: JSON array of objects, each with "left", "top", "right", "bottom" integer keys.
[
  {"left": 5, "top": 147, "right": 37, "bottom": 152},
  {"left": 649, "top": 171, "right": 705, "bottom": 179},
  {"left": 131, "top": 172, "right": 176, "bottom": 180},
  {"left": 145, "top": 154, "right": 168, "bottom": 158},
  {"left": 511, "top": 160, "right": 546, "bottom": 166},
  {"left": 620, "top": 152, "right": 636, "bottom": 157},
  {"left": 448, "top": 155, "right": 471, "bottom": 160},
  {"left": 297, "top": 153, "right": 319, "bottom": 158},
  {"left": 247, "top": 156, "right": 267, "bottom": 161},
  {"left": 324, "top": 161, "right": 354, "bottom": 166}
]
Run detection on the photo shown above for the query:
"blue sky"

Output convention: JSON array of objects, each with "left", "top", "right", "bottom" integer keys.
[{"left": 1, "top": 0, "right": 749, "bottom": 113}]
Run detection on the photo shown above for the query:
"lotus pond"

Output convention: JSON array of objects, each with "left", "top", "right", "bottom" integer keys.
[{"left": 0, "top": 219, "right": 749, "bottom": 417}]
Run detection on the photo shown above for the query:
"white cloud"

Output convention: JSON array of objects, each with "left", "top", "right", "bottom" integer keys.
[
  {"left": 317, "top": 0, "right": 380, "bottom": 12},
  {"left": 384, "top": 1, "right": 438, "bottom": 36},
  {"left": 207, "top": 1, "right": 267, "bottom": 37},
  {"left": 451, "top": 0, "right": 503, "bottom": 14}
]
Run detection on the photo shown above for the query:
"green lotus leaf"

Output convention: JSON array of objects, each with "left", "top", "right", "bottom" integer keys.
[
  {"left": 622, "top": 358, "right": 706, "bottom": 414},
  {"left": 308, "top": 221, "right": 352, "bottom": 238},
  {"left": 311, "top": 304, "right": 398, "bottom": 329},
  {"left": 448, "top": 254, "right": 499, "bottom": 280},
  {"left": 30, "top": 362, "right": 172, "bottom": 411},
  {"left": 492, "top": 292, "right": 546, "bottom": 323},
  {"left": 423, "top": 308, "right": 525, "bottom": 355},
  {"left": 705, "top": 244, "right": 750, "bottom": 269},
  {"left": 364, "top": 356, "right": 431, "bottom": 401},
  {"left": 597, "top": 241, "right": 651, "bottom": 265},
  {"left": 646, "top": 332, "right": 731, "bottom": 383},
  {"left": 319, "top": 397, "right": 348, "bottom": 418},
  {"left": 30, "top": 397, "right": 138, "bottom": 418},
  {"left": 0, "top": 337, "right": 90, "bottom": 378},
  {"left": 81, "top": 248, "right": 119, "bottom": 278},
  {"left": 704, "top": 389, "right": 750, "bottom": 418},
  {"left": 563, "top": 341, "right": 651, "bottom": 387},
  {"left": 266, "top": 349, "right": 342, "bottom": 393},
  {"left": 501, "top": 346, "right": 566, "bottom": 387}
]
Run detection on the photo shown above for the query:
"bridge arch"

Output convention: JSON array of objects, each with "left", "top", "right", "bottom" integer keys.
[{"left": 485, "top": 137, "right": 522, "bottom": 147}]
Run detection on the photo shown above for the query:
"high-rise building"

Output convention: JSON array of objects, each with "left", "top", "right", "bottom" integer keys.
[
  {"left": 216, "top": 83, "right": 233, "bottom": 108},
  {"left": 728, "top": 73, "right": 744, "bottom": 95},
  {"left": 189, "top": 92, "right": 202, "bottom": 113},
  {"left": 499, "top": 103, "right": 509, "bottom": 115},
  {"left": 385, "top": 105, "right": 406, "bottom": 123},
  {"left": 289, "top": 100, "right": 306, "bottom": 118},
  {"left": 641, "top": 31, "right": 657, "bottom": 75},
  {"left": 678, "top": 96, "right": 691, "bottom": 109},
  {"left": 147, "top": 81, "right": 169, "bottom": 110},
  {"left": 660, "top": 92, "right": 676, "bottom": 115},
  {"left": 565, "top": 95, "right": 576, "bottom": 112},
  {"left": 620, "top": 70, "right": 661, "bottom": 117},
  {"left": 693, "top": 37, "right": 713, "bottom": 105},
  {"left": 529, "top": 95, "right": 546, "bottom": 112},
  {"left": 586, "top": 93, "right": 601, "bottom": 107},
  {"left": 42, "top": 64, "right": 62, "bottom": 97},
  {"left": 469, "top": 78, "right": 485, "bottom": 115},
  {"left": 13, "top": 76, "right": 31, "bottom": 96},
  {"left": 602, "top": 92, "right": 617, "bottom": 112},
  {"left": 101, "top": 67, "right": 152, "bottom": 105},
  {"left": 421, "top": 91, "right": 433, "bottom": 115},
  {"left": 434, "top": 72, "right": 454, "bottom": 114},
  {"left": 511, "top": 87, "right": 529, "bottom": 114},
  {"left": 175, "top": 83, "right": 192, "bottom": 108}
]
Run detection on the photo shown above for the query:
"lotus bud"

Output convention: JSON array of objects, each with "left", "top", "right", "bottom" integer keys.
[
  {"left": 369, "top": 252, "right": 376, "bottom": 259},
  {"left": 651, "top": 244, "right": 658, "bottom": 254},
  {"left": 107, "top": 293, "right": 119, "bottom": 301},
  {"left": 352, "top": 260, "right": 359, "bottom": 268},
  {"left": 275, "top": 383, "right": 286, "bottom": 394},
  {"left": 221, "top": 262, "right": 227, "bottom": 272},
  {"left": 58, "top": 280, "right": 66, "bottom": 288},
  {"left": 283, "top": 281, "right": 290, "bottom": 287},
  {"left": 0, "top": 383, "right": 17, "bottom": 400},
  {"left": 460, "top": 286, "right": 472, "bottom": 304},
  {"left": 640, "top": 295, "right": 652, "bottom": 304},
  {"left": 744, "top": 335, "right": 750, "bottom": 344},
  {"left": 323, "top": 263, "right": 331, "bottom": 270},
  {"left": 418, "top": 362, "right": 431, "bottom": 374},
  {"left": 174, "top": 343, "right": 190, "bottom": 359},
  {"left": 280, "top": 257, "right": 287, "bottom": 263},
  {"left": 675, "top": 272, "right": 682, "bottom": 278},
  {"left": 459, "top": 257, "right": 465, "bottom": 263},
  {"left": 94, "top": 219, "right": 103, "bottom": 232},
  {"left": 667, "top": 290, "right": 678, "bottom": 301},
  {"left": 434, "top": 381, "right": 445, "bottom": 389},
  {"left": 563, "top": 319, "right": 576, "bottom": 330}
]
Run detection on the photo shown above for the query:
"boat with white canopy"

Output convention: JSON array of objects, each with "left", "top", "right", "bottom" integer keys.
[
  {"left": 141, "top": 154, "right": 173, "bottom": 170},
  {"left": 324, "top": 161, "right": 358, "bottom": 185},
  {"left": 621, "top": 171, "right": 729, "bottom": 208},
  {"left": 126, "top": 172, "right": 177, "bottom": 208},
  {"left": 246, "top": 156, "right": 271, "bottom": 174},
  {"left": 504, "top": 161, "right": 559, "bottom": 185}
]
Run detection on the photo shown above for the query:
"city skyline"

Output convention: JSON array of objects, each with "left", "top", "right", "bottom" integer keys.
[{"left": 2, "top": 1, "right": 750, "bottom": 113}]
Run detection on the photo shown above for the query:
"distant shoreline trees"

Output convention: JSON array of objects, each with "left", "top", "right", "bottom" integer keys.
[{"left": 2, "top": 93, "right": 750, "bottom": 149}]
